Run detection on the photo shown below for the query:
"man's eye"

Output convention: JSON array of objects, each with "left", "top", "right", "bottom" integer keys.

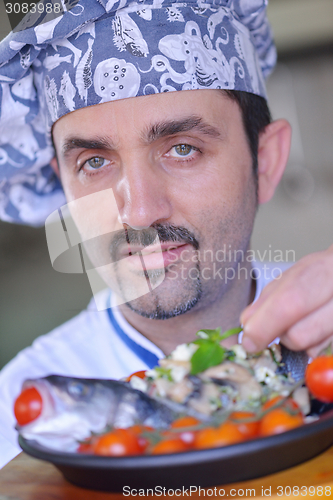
[
  {"left": 83, "top": 157, "right": 109, "bottom": 170},
  {"left": 169, "top": 144, "right": 198, "bottom": 159}
]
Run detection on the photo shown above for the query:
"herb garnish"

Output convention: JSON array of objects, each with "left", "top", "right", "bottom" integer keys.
[{"left": 190, "top": 327, "right": 242, "bottom": 375}]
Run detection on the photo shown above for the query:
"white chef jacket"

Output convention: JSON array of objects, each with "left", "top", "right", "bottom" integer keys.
[{"left": 0, "top": 261, "right": 289, "bottom": 468}]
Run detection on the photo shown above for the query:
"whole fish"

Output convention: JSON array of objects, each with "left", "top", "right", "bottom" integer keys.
[{"left": 17, "top": 375, "right": 176, "bottom": 452}]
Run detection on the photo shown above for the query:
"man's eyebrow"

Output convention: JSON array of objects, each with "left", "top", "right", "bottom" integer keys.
[
  {"left": 61, "top": 137, "right": 114, "bottom": 158},
  {"left": 144, "top": 116, "right": 221, "bottom": 143}
]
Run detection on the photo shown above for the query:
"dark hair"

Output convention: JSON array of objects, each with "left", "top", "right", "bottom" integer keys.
[{"left": 224, "top": 90, "right": 272, "bottom": 175}]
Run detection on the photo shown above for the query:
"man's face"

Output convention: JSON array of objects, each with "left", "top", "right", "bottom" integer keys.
[{"left": 52, "top": 89, "right": 257, "bottom": 319}]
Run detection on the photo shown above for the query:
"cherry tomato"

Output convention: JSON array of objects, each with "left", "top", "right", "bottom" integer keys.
[
  {"left": 151, "top": 437, "right": 189, "bottom": 455},
  {"left": 194, "top": 421, "right": 245, "bottom": 450},
  {"left": 126, "top": 370, "right": 147, "bottom": 382},
  {"left": 77, "top": 439, "right": 95, "bottom": 454},
  {"left": 259, "top": 408, "right": 304, "bottom": 437},
  {"left": 305, "top": 356, "right": 333, "bottom": 403},
  {"left": 283, "top": 398, "right": 302, "bottom": 414},
  {"left": 129, "top": 424, "right": 154, "bottom": 435},
  {"left": 93, "top": 429, "right": 143, "bottom": 456},
  {"left": 170, "top": 416, "right": 200, "bottom": 429},
  {"left": 169, "top": 416, "right": 200, "bottom": 445},
  {"left": 127, "top": 424, "right": 154, "bottom": 451},
  {"left": 262, "top": 396, "right": 301, "bottom": 414},
  {"left": 262, "top": 395, "right": 285, "bottom": 412},
  {"left": 193, "top": 426, "right": 220, "bottom": 449},
  {"left": 229, "top": 411, "right": 260, "bottom": 440},
  {"left": 14, "top": 387, "right": 43, "bottom": 426}
]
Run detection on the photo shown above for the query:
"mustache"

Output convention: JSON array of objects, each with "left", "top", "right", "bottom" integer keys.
[
  {"left": 79, "top": 224, "right": 199, "bottom": 270},
  {"left": 110, "top": 223, "right": 199, "bottom": 261}
]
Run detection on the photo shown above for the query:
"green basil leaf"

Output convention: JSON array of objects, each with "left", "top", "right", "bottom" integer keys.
[
  {"left": 193, "top": 338, "right": 209, "bottom": 346},
  {"left": 196, "top": 328, "right": 221, "bottom": 341},
  {"left": 190, "top": 341, "right": 225, "bottom": 375},
  {"left": 219, "top": 326, "right": 242, "bottom": 341}
]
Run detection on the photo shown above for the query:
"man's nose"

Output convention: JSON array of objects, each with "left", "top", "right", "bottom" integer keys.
[{"left": 115, "top": 159, "right": 172, "bottom": 229}]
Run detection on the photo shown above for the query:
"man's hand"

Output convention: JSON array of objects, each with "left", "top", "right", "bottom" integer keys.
[{"left": 240, "top": 245, "right": 333, "bottom": 358}]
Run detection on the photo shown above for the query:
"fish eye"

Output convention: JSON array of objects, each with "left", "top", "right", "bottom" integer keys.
[{"left": 67, "top": 380, "right": 92, "bottom": 399}]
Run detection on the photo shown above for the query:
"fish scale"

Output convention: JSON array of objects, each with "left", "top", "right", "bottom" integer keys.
[{"left": 277, "top": 344, "right": 309, "bottom": 382}]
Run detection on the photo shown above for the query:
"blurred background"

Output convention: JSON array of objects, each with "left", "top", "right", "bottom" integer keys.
[{"left": 0, "top": 0, "right": 333, "bottom": 369}]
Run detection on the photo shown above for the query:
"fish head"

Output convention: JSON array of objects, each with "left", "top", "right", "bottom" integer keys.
[
  {"left": 16, "top": 376, "right": 116, "bottom": 450},
  {"left": 15, "top": 375, "right": 176, "bottom": 452}
]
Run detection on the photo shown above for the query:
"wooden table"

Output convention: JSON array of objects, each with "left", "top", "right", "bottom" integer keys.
[{"left": 1, "top": 449, "right": 333, "bottom": 500}]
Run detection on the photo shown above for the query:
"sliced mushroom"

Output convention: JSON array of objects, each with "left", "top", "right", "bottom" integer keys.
[
  {"left": 201, "top": 361, "right": 262, "bottom": 400},
  {"left": 188, "top": 383, "right": 222, "bottom": 415},
  {"left": 166, "top": 378, "right": 195, "bottom": 404}
]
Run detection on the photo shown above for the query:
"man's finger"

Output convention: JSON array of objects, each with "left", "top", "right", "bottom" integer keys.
[
  {"left": 307, "top": 337, "right": 333, "bottom": 359},
  {"left": 240, "top": 272, "right": 284, "bottom": 324},
  {"left": 241, "top": 249, "right": 333, "bottom": 352},
  {"left": 279, "top": 299, "right": 333, "bottom": 352}
]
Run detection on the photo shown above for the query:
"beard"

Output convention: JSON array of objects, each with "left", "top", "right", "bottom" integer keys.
[
  {"left": 123, "top": 262, "right": 203, "bottom": 320},
  {"left": 110, "top": 223, "right": 203, "bottom": 320}
]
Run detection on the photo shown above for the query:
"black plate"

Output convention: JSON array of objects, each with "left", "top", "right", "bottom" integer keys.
[{"left": 19, "top": 408, "right": 333, "bottom": 492}]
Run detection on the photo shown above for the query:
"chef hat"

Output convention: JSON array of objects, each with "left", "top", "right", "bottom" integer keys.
[{"left": 0, "top": 0, "right": 276, "bottom": 226}]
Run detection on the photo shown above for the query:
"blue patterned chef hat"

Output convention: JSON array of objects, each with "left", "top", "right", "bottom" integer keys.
[{"left": 0, "top": 0, "right": 276, "bottom": 225}]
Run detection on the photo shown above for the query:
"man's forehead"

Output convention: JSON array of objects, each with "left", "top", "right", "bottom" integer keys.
[
  {"left": 53, "top": 90, "right": 233, "bottom": 146},
  {"left": 59, "top": 116, "right": 223, "bottom": 158}
]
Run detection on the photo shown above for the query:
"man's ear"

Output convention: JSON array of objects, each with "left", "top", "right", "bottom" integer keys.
[
  {"left": 50, "top": 157, "right": 60, "bottom": 178},
  {"left": 257, "top": 119, "right": 291, "bottom": 204}
]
